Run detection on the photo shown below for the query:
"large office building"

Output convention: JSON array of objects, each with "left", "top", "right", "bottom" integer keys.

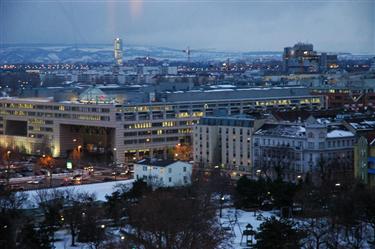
[{"left": 0, "top": 86, "right": 323, "bottom": 164}]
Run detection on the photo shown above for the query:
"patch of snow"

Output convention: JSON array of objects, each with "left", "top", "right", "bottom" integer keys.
[
  {"left": 47, "top": 53, "right": 59, "bottom": 60},
  {"left": 327, "top": 130, "right": 354, "bottom": 138},
  {"left": 22, "top": 179, "right": 134, "bottom": 209},
  {"left": 220, "top": 208, "right": 274, "bottom": 248}
]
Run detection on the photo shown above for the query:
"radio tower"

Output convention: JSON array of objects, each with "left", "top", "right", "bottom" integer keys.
[{"left": 182, "top": 47, "right": 192, "bottom": 62}]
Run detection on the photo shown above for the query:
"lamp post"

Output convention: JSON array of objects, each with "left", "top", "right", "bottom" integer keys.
[
  {"left": 6, "top": 150, "right": 11, "bottom": 187},
  {"left": 219, "top": 196, "right": 225, "bottom": 218},
  {"left": 112, "top": 148, "right": 117, "bottom": 180}
]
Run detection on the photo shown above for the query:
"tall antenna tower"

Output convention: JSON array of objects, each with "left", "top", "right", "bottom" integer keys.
[{"left": 182, "top": 47, "right": 192, "bottom": 62}]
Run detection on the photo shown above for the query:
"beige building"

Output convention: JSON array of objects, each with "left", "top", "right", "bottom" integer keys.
[{"left": 193, "top": 115, "right": 265, "bottom": 173}]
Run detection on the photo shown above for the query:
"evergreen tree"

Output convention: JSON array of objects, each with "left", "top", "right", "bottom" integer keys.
[
  {"left": 254, "top": 217, "right": 305, "bottom": 249},
  {"left": 235, "top": 176, "right": 267, "bottom": 208},
  {"left": 18, "top": 222, "right": 51, "bottom": 249}
]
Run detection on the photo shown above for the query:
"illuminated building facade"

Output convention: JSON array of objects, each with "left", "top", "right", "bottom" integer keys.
[
  {"left": 0, "top": 87, "right": 324, "bottom": 164},
  {"left": 283, "top": 43, "right": 338, "bottom": 74},
  {"left": 311, "top": 87, "right": 375, "bottom": 111}
]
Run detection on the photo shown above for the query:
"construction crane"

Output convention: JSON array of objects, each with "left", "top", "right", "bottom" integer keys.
[{"left": 182, "top": 47, "right": 192, "bottom": 62}]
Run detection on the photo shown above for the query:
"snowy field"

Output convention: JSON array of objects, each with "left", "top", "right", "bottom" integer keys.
[{"left": 22, "top": 179, "right": 135, "bottom": 208}]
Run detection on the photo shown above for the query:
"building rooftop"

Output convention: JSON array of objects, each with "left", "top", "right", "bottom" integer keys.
[
  {"left": 255, "top": 124, "right": 306, "bottom": 138},
  {"left": 200, "top": 115, "right": 256, "bottom": 127},
  {"left": 164, "top": 87, "right": 313, "bottom": 102},
  {"left": 255, "top": 123, "right": 354, "bottom": 139},
  {"left": 0, "top": 97, "right": 53, "bottom": 103},
  {"left": 136, "top": 158, "right": 178, "bottom": 167},
  {"left": 326, "top": 130, "right": 354, "bottom": 138},
  {"left": 347, "top": 119, "right": 375, "bottom": 131}
]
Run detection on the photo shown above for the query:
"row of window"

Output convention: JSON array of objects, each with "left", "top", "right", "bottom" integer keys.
[
  {"left": 124, "top": 136, "right": 180, "bottom": 145},
  {"left": 28, "top": 126, "right": 53, "bottom": 132},
  {"left": 0, "top": 110, "right": 110, "bottom": 122},
  {"left": 1, "top": 103, "right": 110, "bottom": 113}
]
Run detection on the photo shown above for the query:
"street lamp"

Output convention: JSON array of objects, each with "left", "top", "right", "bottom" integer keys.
[
  {"left": 112, "top": 148, "right": 118, "bottom": 180},
  {"left": 219, "top": 196, "right": 225, "bottom": 218},
  {"left": 256, "top": 169, "right": 261, "bottom": 178},
  {"left": 6, "top": 150, "right": 11, "bottom": 187}
]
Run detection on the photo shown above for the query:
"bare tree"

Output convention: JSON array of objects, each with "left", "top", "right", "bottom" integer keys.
[
  {"left": 37, "top": 155, "right": 56, "bottom": 187},
  {"left": 301, "top": 217, "right": 329, "bottom": 249},
  {"left": 0, "top": 189, "right": 28, "bottom": 249},
  {"left": 63, "top": 189, "right": 96, "bottom": 247},
  {"left": 124, "top": 187, "right": 230, "bottom": 249},
  {"left": 77, "top": 196, "right": 107, "bottom": 249},
  {"left": 34, "top": 189, "right": 65, "bottom": 247}
]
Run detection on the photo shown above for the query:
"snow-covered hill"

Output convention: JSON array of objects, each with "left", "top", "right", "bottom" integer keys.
[{"left": 0, "top": 44, "right": 282, "bottom": 63}]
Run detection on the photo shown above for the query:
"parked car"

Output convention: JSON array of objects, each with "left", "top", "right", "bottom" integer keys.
[
  {"left": 27, "top": 179, "right": 43, "bottom": 184},
  {"left": 10, "top": 185, "right": 24, "bottom": 191}
]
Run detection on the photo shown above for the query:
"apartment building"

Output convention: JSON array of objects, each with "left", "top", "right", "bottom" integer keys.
[
  {"left": 252, "top": 118, "right": 355, "bottom": 182},
  {"left": 354, "top": 136, "right": 375, "bottom": 187}
]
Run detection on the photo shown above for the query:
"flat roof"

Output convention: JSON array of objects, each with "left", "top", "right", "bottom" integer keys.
[
  {"left": 136, "top": 158, "right": 177, "bottom": 167},
  {"left": 165, "top": 87, "right": 314, "bottom": 102},
  {"left": 0, "top": 97, "right": 53, "bottom": 103}
]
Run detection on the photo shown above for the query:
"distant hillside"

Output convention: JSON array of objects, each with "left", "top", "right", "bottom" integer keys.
[{"left": 0, "top": 44, "right": 283, "bottom": 64}]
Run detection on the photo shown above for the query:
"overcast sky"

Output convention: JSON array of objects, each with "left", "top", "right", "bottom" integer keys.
[{"left": 0, "top": 0, "right": 374, "bottom": 53}]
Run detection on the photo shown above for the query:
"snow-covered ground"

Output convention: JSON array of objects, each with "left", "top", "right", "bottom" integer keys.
[
  {"left": 54, "top": 228, "right": 122, "bottom": 249},
  {"left": 220, "top": 208, "right": 274, "bottom": 248},
  {"left": 22, "top": 179, "right": 135, "bottom": 208},
  {"left": 52, "top": 208, "right": 273, "bottom": 249}
]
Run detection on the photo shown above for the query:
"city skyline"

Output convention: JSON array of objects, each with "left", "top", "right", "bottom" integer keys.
[{"left": 0, "top": 0, "right": 374, "bottom": 54}]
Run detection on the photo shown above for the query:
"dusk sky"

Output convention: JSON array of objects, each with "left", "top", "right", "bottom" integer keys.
[{"left": 1, "top": 0, "right": 374, "bottom": 53}]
